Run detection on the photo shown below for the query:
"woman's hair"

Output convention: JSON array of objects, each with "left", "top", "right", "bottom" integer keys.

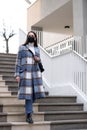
[{"left": 23, "top": 31, "right": 38, "bottom": 47}]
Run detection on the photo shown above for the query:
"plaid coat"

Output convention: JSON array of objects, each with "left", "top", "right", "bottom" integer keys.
[{"left": 15, "top": 44, "right": 45, "bottom": 101}]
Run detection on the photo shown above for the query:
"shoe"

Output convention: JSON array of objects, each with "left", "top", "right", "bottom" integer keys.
[
  {"left": 26, "top": 117, "right": 33, "bottom": 124},
  {"left": 26, "top": 114, "right": 33, "bottom": 124}
]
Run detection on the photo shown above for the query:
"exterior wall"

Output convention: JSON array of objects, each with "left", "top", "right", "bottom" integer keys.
[
  {"left": 43, "top": 32, "right": 71, "bottom": 48},
  {"left": 27, "top": 0, "right": 71, "bottom": 30},
  {"left": 27, "top": 0, "right": 41, "bottom": 30},
  {"left": 27, "top": 0, "right": 87, "bottom": 55}
]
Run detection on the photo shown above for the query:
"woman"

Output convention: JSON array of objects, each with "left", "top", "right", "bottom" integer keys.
[{"left": 15, "top": 31, "right": 45, "bottom": 123}]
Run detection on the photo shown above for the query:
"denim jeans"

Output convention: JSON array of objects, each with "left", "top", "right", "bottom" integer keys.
[{"left": 25, "top": 99, "right": 33, "bottom": 114}]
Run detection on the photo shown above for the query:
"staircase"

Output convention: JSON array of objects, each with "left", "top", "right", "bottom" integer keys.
[{"left": 0, "top": 53, "right": 87, "bottom": 130}]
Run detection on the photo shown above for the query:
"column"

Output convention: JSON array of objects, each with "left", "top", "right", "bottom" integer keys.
[{"left": 73, "top": 0, "right": 87, "bottom": 56}]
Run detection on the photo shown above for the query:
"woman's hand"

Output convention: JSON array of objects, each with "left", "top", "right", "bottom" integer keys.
[
  {"left": 16, "top": 76, "right": 20, "bottom": 83},
  {"left": 34, "top": 56, "right": 40, "bottom": 62}
]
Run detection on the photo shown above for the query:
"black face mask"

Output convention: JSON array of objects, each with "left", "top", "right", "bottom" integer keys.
[{"left": 27, "top": 36, "right": 35, "bottom": 43}]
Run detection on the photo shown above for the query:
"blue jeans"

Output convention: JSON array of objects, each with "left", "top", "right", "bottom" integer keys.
[{"left": 25, "top": 99, "right": 33, "bottom": 114}]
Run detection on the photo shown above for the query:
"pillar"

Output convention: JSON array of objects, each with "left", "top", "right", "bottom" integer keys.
[{"left": 73, "top": 0, "right": 87, "bottom": 56}]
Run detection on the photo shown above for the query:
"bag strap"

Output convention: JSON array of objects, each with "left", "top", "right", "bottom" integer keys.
[{"left": 25, "top": 46, "right": 34, "bottom": 57}]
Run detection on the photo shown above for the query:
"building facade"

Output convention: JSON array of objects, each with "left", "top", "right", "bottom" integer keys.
[
  {"left": 27, "top": 0, "right": 87, "bottom": 109},
  {"left": 27, "top": 0, "right": 87, "bottom": 56}
]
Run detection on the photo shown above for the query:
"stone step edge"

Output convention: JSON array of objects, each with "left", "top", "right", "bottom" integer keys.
[
  {"left": 1, "top": 110, "right": 87, "bottom": 118},
  {"left": 7, "top": 119, "right": 87, "bottom": 125},
  {"left": 0, "top": 122, "right": 11, "bottom": 126},
  {"left": 0, "top": 93, "right": 77, "bottom": 99},
  {"left": 0, "top": 95, "right": 77, "bottom": 99},
  {"left": 0, "top": 92, "right": 11, "bottom": 94},
  {"left": 0, "top": 95, "right": 17, "bottom": 97},
  {"left": 5, "top": 110, "right": 87, "bottom": 114},
  {"left": 3, "top": 103, "right": 83, "bottom": 108},
  {"left": 41, "top": 95, "right": 77, "bottom": 98},
  {"left": 1, "top": 119, "right": 87, "bottom": 126},
  {"left": 50, "top": 119, "right": 87, "bottom": 125},
  {"left": 0, "top": 101, "right": 83, "bottom": 106},
  {"left": 0, "top": 120, "right": 87, "bottom": 130},
  {"left": 34, "top": 103, "right": 83, "bottom": 106},
  {"left": 34, "top": 111, "right": 87, "bottom": 115},
  {"left": 1, "top": 110, "right": 87, "bottom": 116}
]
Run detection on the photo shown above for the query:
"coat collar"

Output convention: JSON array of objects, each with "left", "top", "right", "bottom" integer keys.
[{"left": 25, "top": 44, "right": 39, "bottom": 56}]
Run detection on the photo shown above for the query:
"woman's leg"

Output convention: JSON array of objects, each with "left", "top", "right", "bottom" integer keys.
[
  {"left": 25, "top": 99, "right": 33, "bottom": 114},
  {"left": 25, "top": 99, "right": 33, "bottom": 123}
]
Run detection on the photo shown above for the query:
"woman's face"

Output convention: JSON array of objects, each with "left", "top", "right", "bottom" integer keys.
[
  {"left": 27, "top": 32, "right": 36, "bottom": 43},
  {"left": 28, "top": 32, "right": 35, "bottom": 38}
]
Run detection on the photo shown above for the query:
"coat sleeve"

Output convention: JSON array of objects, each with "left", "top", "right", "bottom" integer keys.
[
  {"left": 36, "top": 47, "right": 41, "bottom": 59},
  {"left": 14, "top": 46, "right": 22, "bottom": 77}
]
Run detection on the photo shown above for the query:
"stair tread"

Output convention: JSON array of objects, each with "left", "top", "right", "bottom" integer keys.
[
  {"left": 0, "top": 95, "right": 17, "bottom": 97},
  {"left": 3, "top": 111, "right": 87, "bottom": 115},
  {"left": 9, "top": 121, "right": 51, "bottom": 125},
  {"left": 8, "top": 119, "right": 87, "bottom": 125},
  {"left": 0, "top": 122, "right": 11, "bottom": 126},
  {"left": 0, "top": 53, "right": 87, "bottom": 129},
  {"left": 44, "top": 96, "right": 76, "bottom": 98},
  {"left": 50, "top": 119, "right": 87, "bottom": 124},
  {"left": 34, "top": 111, "right": 87, "bottom": 114},
  {"left": 34, "top": 103, "right": 83, "bottom": 105},
  {"left": 2, "top": 104, "right": 24, "bottom": 106}
]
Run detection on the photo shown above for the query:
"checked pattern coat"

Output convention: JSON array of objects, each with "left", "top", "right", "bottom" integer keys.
[{"left": 15, "top": 44, "right": 45, "bottom": 101}]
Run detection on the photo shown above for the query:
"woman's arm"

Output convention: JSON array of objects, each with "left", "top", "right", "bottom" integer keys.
[{"left": 34, "top": 47, "right": 41, "bottom": 62}]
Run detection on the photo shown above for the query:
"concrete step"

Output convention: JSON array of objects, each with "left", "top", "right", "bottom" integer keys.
[
  {"left": 0, "top": 92, "right": 11, "bottom": 96},
  {"left": 8, "top": 119, "right": 87, "bottom": 130},
  {"left": 0, "top": 112, "right": 25, "bottom": 122},
  {"left": 1, "top": 120, "right": 87, "bottom": 130},
  {"left": 0, "top": 61, "right": 15, "bottom": 66},
  {"left": 0, "top": 57, "right": 16, "bottom": 62},
  {"left": 10, "top": 121, "right": 50, "bottom": 130},
  {"left": 8, "top": 85, "right": 18, "bottom": 91},
  {"left": 0, "top": 65, "right": 15, "bottom": 71},
  {"left": 2, "top": 76, "right": 16, "bottom": 81},
  {"left": 0, "top": 113, "right": 7, "bottom": 122},
  {"left": 0, "top": 79, "right": 18, "bottom": 86},
  {"left": 0, "top": 64, "right": 15, "bottom": 68},
  {"left": 0, "top": 61, "right": 16, "bottom": 65},
  {"left": 0, "top": 53, "right": 16, "bottom": 58},
  {"left": 35, "top": 96, "right": 77, "bottom": 103},
  {"left": 33, "top": 111, "right": 87, "bottom": 122},
  {"left": 2, "top": 111, "right": 87, "bottom": 122},
  {"left": 0, "top": 80, "right": 5, "bottom": 86},
  {"left": 5, "top": 81, "right": 18, "bottom": 86},
  {"left": 0, "top": 71, "right": 14, "bottom": 76},
  {"left": 33, "top": 103, "right": 83, "bottom": 112},
  {"left": 0, "top": 69, "right": 14, "bottom": 73},
  {"left": 50, "top": 119, "right": 87, "bottom": 130},
  {"left": 11, "top": 91, "right": 18, "bottom": 95},
  {"left": 0, "top": 75, "right": 2, "bottom": 80},
  {"left": 1, "top": 110, "right": 87, "bottom": 122},
  {"left": 0, "top": 95, "right": 24, "bottom": 105},
  {"left": 0, "top": 104, "right": 25, "bottom": 113},
  {"left": 0, "top": 86, "right": 8, "bottom": 92},
  {"left": 0, "top": 122, "right": 11, "bottom": 130},
  {"left": 6, "top": 112, "right": 25, "bottom": 122}
]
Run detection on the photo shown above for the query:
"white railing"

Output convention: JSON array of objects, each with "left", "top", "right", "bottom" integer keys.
[
  {"left": 39, "top": 45, "right": 87, "bottom": 98},
  {"left": 72, "top": 51, "right": 87, "bottom": 95},
  {"left": 45, "top": 36, "right": 82, "bottom": 56}
]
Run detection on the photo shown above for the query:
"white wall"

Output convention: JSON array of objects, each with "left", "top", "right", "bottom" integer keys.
[
  {"left": 39, "top": 46, "right": 87, "bottom": 110},
  {"left": 43, "top": 32, "right": 71, "bottom": 48},
  {"left": 19, "top": 28, "right": 26, "bottom": 45}
]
